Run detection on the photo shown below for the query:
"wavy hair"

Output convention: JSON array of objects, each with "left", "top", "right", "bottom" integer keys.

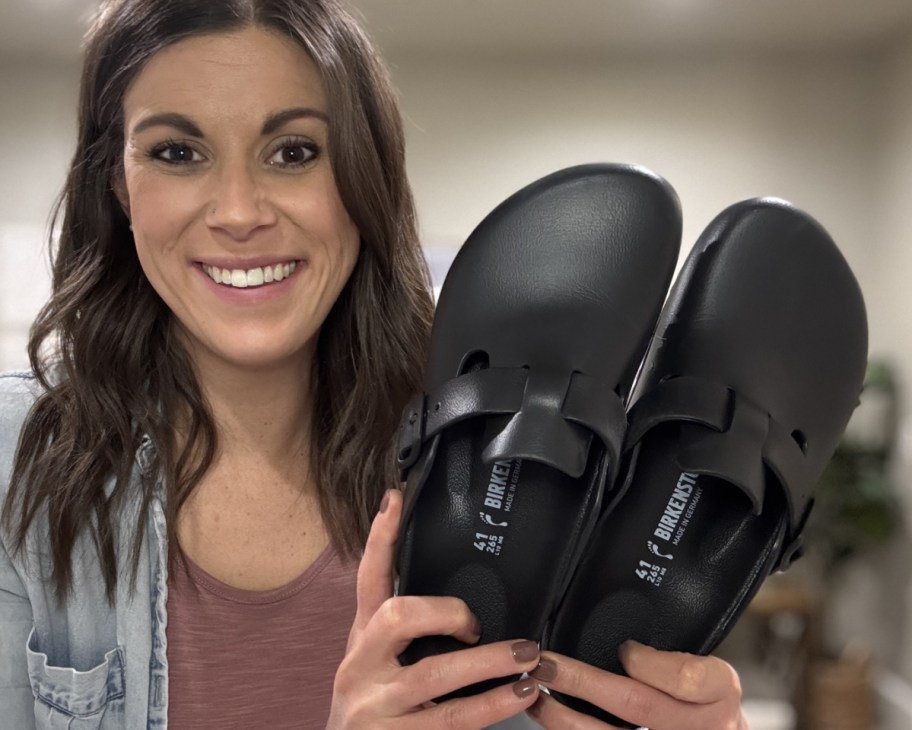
[{"left": 2, "top": 0, "right": 433, "bottom": 601}]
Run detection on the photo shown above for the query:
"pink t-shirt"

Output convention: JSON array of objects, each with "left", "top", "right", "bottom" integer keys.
[{"left": 166, "top": 543, "right": 358, "bottom": 729}]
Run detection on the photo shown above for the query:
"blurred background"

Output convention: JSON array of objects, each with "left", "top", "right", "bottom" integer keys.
[{"left": 1, "top": 1, "right": 912, "bottom": 728}]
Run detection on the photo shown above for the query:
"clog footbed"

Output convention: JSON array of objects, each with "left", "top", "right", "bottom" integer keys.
[
  {"left": 545, "top": 198, "right": 867, "bottom": 726},
  {"left": 395, "top": 163, "right": 682, "bottom": 695}
]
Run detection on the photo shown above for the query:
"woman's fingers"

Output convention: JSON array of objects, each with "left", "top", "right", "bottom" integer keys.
[
  {"left": 527, "top": 692, "right": 626, "bottom": 730},
  {"left": 352, "top": 488, "right": 401, "bottom": 635},
  {"left": 352, "top": 488, "right": 481, "bottom": 655},
  {"left": 394, "top": 638, "right": 541, "bottom": 708},
  {"left": 529, "top": 651, "right": 645, "bottom": 724},
  {"left": 333, "top": 487, "right": 544, "bottom": 728},
  {"left": 528, "top": 646, "right": 746, "bottom": 730},
  {"left": 345, "top": 673, "right": 540, "bottom": 730},
  {"left": 356, "top": 594, "right": 482, "bottom": 661},
  {"left": 414, "top": 676, "right": 540, "bottom": 730},
  {"left": 334, "top": 632, "right": 542, "bottom": 726},
  {"left": 619, "top": 640, "right": 742, "bottom": 704},
  {"left": 346, "top": 596, "right": 539, "bottom": 706},
  {"left": 348, "top": 493, "right": 744, "bottom": 729}
]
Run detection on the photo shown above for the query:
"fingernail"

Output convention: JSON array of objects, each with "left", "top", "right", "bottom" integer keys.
[
  {"left": 512, "top": 677, "right": 537, "bottom": 699},
  {"left": 470, "top": 614, "right": 482, "bottom": 641},
  {"left": 511, "top": 640, "right": 539, "bottom": 663},
  {"left": 379, "top": 490, "right": 391, "bottom": 514},
  {"left": 619, "top": 639, "right": 641, "bottom": 663},
  {"left": 527, "top": 696, "right": 544, "bottom": 717},
  {"left": 530, "top": 657, "right": 557, "bottom": 682}
]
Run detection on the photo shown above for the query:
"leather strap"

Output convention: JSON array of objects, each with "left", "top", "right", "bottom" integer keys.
[
  {"left": 626, "top": 375, "right": 810, "bottom": 570},
  {"left": 398, "top": 368, "right": 527, "bottom": 476},
  {"left": 398, "top": 367, "right": 626, "bottom": 481}
]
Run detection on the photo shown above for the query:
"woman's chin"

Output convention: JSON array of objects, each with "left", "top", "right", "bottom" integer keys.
[{"left": 183, "top": 334, "right": 317, "bottom": 377}]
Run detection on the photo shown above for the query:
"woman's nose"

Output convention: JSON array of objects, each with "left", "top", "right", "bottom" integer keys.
[{"left": 205, "top": 163, "right": 277, "bottom": 240}]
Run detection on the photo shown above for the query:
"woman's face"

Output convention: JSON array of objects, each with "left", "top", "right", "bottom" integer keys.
[{"left": 120, "top": 27, "right": 360, "bottom": 374}]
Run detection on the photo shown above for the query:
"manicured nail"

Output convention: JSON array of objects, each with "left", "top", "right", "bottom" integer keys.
[
  {"left": 513, "top": 677, "right": 537, "bottom": 699},
  {"left": 530, "top": 657, "right": 557, "bottom": 682},
  {"left": 527, "top": 696, "right": 544, "bottom": 717},
  {"left": 511, "top": 640, "right": 539, "bottom": 663},
  {"left": 379, "top": 490, "right": 391, "bottom": 514}
]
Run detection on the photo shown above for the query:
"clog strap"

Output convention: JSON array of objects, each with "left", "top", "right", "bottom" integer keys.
[
  {"left": 398, "top": 367, "right": 626, "bottom": 482},
  {"left": 397, "top": 368, "right": 527, "bottom": 478},
  {"left": 625, "top": 376, "right": 812, "bottom": 571}
]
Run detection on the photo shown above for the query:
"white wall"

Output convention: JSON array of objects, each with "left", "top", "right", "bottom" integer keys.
[
  {"left": 0, "top": 59, "right": 79, "bottom": 369},
  {"left": 816, "top": 31, "right": 912, "bottom": 683},
  {"left": 876, "top": 37, "right": 912, "bottom": 402},
  {"left": 394, "top": 50, "right": 881, "bottom": 289},
  {"left": 875, "top": 33, "right": 912, "bottom": 682}
]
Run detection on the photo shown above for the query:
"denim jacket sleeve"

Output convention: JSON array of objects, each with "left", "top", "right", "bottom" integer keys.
[
  {"left": 0, "top": 525, "right": 34, "bottom": 724},
  {"left": 1, "top": 372, "right": 132, "bottom": 730},
  {"left": 1, "top": 372, "right": 144, "bottom": 729},
  {"left": 1, "top": 372, "right": 40, "bottom": 727}
]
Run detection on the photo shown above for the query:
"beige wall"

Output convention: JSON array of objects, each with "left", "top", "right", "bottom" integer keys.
[
  {"left": 876, "top": 33, "right": 912, "bottom": 682},
  {"left": 877, "top": 38, "right": 912, "bottom": 407},
  {"left": 394, "top": 51, "right": 881, "bottom": 283},
  {"left": 0, "top": 59, "right": 78, "bottom": 368}
]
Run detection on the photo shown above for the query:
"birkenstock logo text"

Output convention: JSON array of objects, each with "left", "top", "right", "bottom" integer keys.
[
  {"left": 653, "top": 472, "right": 699, "bottom": 543},
  {"left": 637, "top": 473, "right": 704, "bottom": 585},
  {"left": 484, "top": 459, "right": 521, "bottom": 512},
  {"left": 672, "top": 482, "right": 703, "bottom": 547}
]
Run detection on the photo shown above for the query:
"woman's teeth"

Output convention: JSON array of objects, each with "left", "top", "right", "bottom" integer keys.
[{"left": 202, "top": 261, "right": 297, "bottom": 288}]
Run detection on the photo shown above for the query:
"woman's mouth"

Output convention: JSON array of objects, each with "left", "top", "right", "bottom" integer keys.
[{"left": 201, "top": 260, "right": 300, "bottom": 289}]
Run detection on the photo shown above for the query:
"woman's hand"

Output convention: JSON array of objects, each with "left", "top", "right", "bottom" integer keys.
[
  {"left": 527, "top": 642, "right": 748, "bottom": 730},
  {"left": 326, "top": 489, "right": 541, "bottom": 730}
]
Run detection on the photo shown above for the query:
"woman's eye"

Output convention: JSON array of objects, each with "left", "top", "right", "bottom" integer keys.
[
  {"left": 267, "top": 140, "right": 318, "bottom": 168},
  {"left": 150, "top": 142, "right": 202, "bottom": 165}
]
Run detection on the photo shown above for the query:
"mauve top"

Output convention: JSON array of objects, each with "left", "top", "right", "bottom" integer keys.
[{"left": 166, "top": 543, "right": 358, "bottom": 729}]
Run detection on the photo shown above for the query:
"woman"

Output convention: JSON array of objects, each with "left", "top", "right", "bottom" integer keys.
[{"left": 0, "top": 0, "right": 748, "bottom": 727}]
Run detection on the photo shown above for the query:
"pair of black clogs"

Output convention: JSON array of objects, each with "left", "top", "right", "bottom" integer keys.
[{"left": 395, "top": 164, "right": 867, "bottom": 727}]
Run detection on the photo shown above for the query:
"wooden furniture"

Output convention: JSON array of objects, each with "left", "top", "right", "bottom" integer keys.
[{"left": 742, "top": 575, "right": 824, "bottom": 730}]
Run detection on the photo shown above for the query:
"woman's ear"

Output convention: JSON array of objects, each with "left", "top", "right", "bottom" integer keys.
[{"left": 112, "top": 174, "right": 131, "bottom": 223}]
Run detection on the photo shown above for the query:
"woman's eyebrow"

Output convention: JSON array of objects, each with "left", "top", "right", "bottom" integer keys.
[
  {"left": 131, "top": 112, "right": 204, "bottom": 138},
  {"left": 261, "top": 107, "right": 329, "bottom": 135},
  {"left": 129, "top": 107, "right": 328, "bottom": 138}
]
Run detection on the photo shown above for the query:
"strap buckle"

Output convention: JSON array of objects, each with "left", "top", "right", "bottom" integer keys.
[{"left": 397, "top": 394, "right": 426, "bottom": 480}]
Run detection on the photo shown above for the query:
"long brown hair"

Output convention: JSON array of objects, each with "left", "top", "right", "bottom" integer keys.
[{"left": 2, "top": 0, "right": 433, "bottom": 602}]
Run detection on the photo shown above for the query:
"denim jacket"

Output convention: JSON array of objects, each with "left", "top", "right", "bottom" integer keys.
[{"left": 0, "top": 371, "right": 168, "bottom": 729}]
